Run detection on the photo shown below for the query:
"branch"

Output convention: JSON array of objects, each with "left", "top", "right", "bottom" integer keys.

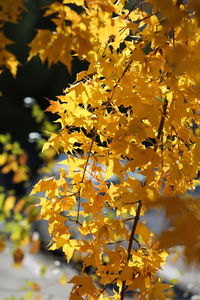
[
  {"left": 120, "top": 200, "right": 142, "bottom": 300},
  {"left": 154, "top": 98, "right": 168, "bottom": 152},
  {"left": 139, "top": 12, "right": 157, "bottom": 23}
]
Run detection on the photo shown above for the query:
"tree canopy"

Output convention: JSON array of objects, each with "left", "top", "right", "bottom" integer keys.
[{"left": 1, "top": 0, "right": 200, "bottom": 299}]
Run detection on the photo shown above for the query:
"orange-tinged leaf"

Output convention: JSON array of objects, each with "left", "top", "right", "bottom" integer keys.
[
  {"left": 70, "top": 293, "right": 84, "bottom": 300},
  {"left": 30, "top": 177, "right": 57, "bottom": 197},
  {"left": 18, "top": 153, "right": 28, "bottom": 165},
  {"left": 31, "top": 282, "right": 41, "bottom": 292},
  {"left": 14, "top": 198, "right": 25, "bottom": 213},
  {"left": 0, "top": 236, "right": 6, "bottom": 252},
  {"left": 148, "top": 281, "right": 171, "bottom": 300},
  {"left": 46, "top": 100, "right": 63, "bottom": 114},
  {"left": 69, "top": 275, "right": 98, "bottom": 298},
  {"left": 13, "top": 248, "right": 24, "bottom": 267},
  {"left": 34, "top": 294, "right": 42, "bottom": 300},
  {"left": 13, "top": 167, "right": 28, "bottom": 183}
]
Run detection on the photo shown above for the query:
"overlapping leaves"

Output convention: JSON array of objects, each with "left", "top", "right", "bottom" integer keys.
[{"left": 31, "top": 1, "right": 200, "bottom": 299}]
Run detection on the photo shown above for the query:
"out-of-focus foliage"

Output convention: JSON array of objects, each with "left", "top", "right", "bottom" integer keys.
[
  {"left": 0, "top": 121, "right": 56, "bottom": 265},
  {"left": 0, "top": 0, "right": 25, "bottom": 23},
  {"left": 0, "top": 134, "right": 39, "bottom": 263},
  {"left": 4, "top": 280, "right": 42, "bottom": 300},
  {"left": 0, "top": 134, "right": 29, "bottom": 183}
]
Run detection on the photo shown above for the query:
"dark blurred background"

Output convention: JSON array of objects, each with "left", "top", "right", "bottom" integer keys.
[{"left": 0, "top": 0, "right": 88, "bottom": 192}]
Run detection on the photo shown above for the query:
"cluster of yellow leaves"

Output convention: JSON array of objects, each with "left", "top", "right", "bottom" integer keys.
[
  {"left": 0, "top": 0, "right": 26, "bottom": 76},
  {"left": 28, "top": 0, "right": 131, "bottom": 72},
  {"left": 31, "top": 0, "right": 200, "bottom": 299}
]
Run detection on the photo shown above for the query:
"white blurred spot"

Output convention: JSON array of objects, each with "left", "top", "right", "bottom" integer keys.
[
  {"left": 32, "top": 232, "right": 40, "bottom": 241},
  {"left": 55, "top": 260, "right": 61, "bottom": 266},
  {"left": 28, "top": 132, "right": 41, "bottom": 142},
  {"left": 24, "top": 97, "right": 36, "bottom": 107}
]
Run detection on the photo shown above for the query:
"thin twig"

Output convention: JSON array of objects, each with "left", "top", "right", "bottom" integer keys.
[
  {"left": 122, "top": 200, "right": 139, "bottom": 205},
  {"left": 107, "top": 240, "right": 125, "bottom": 245},
  {"left": 133, "top": 237, "right": 141, "bottom": 248},
  {"left": 122, "top": 216, "right": 136, "bottom": 222},
  {"left": 171, "top": 122, "right": 188, "bottom": 148},
  {"left": 68, "top": 217, "right": 82, "bottom": 226},
  {"left": 124, "top": 0, "right": 140, "bottom": 19},
  {"left": 139, "top": 12, "right": 157, "bottom": 23}
]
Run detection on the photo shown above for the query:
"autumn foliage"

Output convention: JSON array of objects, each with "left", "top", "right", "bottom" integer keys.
[
  {"left": 0, "top": 0, "right": 25, "bottom": 76},
  {"left": 1, "top": 0, "right": 200, "bottom": 299}
]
